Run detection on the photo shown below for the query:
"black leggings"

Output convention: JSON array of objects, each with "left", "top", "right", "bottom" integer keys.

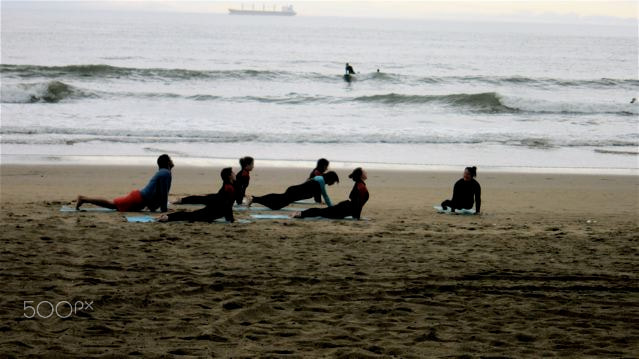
[
  {"left": 167, "top": 207, "right": 226, "bottom": 222},
  {"left": 251, "top": 193, "right": 295, "bottom": 210},
  {"left": 441, "top": 200, "right": 472, "bottom": 211},
  {"left": 180, "top": 194, "right": 217, "bottom": 205},
  {"left": 301, "top": 201, "right": 352, "bottom": 219}
]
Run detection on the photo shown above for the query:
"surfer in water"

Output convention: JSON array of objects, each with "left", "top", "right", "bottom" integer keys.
[
  {"left": 345, "top": 63, "right": 355, "bottom": 75},
  {"left": 440, "top": 166, "right": 481, "bottom": 214}
]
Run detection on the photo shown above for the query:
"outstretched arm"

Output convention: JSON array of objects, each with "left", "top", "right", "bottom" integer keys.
[
  {"left": 475, "top": 183, "right": 481, "bottom": 213},
  {"left": 319, "top": 180, "right": 332, "bottom": 207},
  {"left": 159, "top": 176, "right": 170, "bottom": 212}
]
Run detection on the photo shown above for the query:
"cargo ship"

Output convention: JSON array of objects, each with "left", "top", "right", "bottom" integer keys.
[{"left": 229, "top": 5, "right": 296, "bottom": 16}]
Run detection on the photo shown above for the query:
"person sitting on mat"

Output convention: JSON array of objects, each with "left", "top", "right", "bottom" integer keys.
[
  {"left": 76, "top": 154, "right": 173, "bottom": 212},
  {"left": 248, "top": 171, "right": 339, "bottom": 210},
  {"left": 293, "top": 167, "right": 369, "bottom": 220},
  {"left": 440, "top": 166, "right": 481, "bottom": 214},
  {"left": 159, "top": 167, "right": 235, "bottom": 223},
  {"left": 235, "top": 156, "right": 253, "bottom": 205}
]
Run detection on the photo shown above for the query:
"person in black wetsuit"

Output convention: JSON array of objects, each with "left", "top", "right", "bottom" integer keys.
[
  {"left": 173, "top": 157, "right": 251, "bottom": 205},
  {"left": 309, "top": 158, "right": 329, "bottom": 179},
  {"left": 235, "top": 156, "right": 253, "bottom": 205},
  {"left": 294, "top": 167, "right": 369, "bottom": 220},
  {"left": 159, "top": 168, "right": 235, "bottom": 222},
  {"left": 441, "top": 166, "right": 481, "bottom": 214},
  {"left": 248, "top": 171, "right": 339, "bottom": 210},
  {"left": 345, "top": 63, "right": 355, "bottom": 75},
  {"left": 309, "top": 158, "right": 329, "bottom": 203}
]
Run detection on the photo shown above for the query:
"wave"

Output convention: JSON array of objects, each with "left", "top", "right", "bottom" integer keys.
[
  {"left": 434, "top": 75, "right": 639, "bottom": 89},
  {"left": 2, "top": 64, "right": 638, "bottom": 89},
  {"left": 2, "top": 82, "right": 636, "bottom": 117},
  {"left": 353, "top": 92, "right": 517, "bottom": 113},
  {"left": 3, "top": 127, "right": 637, "bottom": 149},
  {"left": 0, "top": 81, "right": 96, "bottom": 103},
  {"left": 0, "top": 64, "right": 309, "bottom": 82}
]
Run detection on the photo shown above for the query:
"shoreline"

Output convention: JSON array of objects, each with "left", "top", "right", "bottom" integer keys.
[{"left": 2, "top": 154, "right": 637, "bottom": 175}]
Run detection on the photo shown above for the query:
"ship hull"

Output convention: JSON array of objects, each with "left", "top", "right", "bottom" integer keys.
[{"left": 228, "top": 9, "right": 296, "bottom": 16}]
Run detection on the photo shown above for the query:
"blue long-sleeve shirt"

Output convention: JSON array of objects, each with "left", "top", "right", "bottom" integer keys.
[
  {"left": 313, "top": 175, "right": 332, "bottom": 207},
  {"left": 139, "top": 168, "right": 172, "bottom": 212}
]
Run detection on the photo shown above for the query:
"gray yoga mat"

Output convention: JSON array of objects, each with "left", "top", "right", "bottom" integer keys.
[
  {"left": 433, "top": 206, "right": 476, "bottom": 215},
  {"left": 61, "top": 205, "right": 116, "bottom": 212},
  {"left": 126, "top": 215, "right": 251, "bottom": 224}
]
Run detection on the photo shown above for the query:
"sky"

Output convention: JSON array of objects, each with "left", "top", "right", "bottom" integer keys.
[{"left": 3, "top": 1, "right": 638, "bottom": 24}]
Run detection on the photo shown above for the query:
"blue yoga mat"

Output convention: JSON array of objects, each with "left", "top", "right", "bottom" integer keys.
[
  {"left": 126, "top": 215, "right": 156, "bottom": 223},
  {"left": 126, "top": 215, "right": 251, "bottom": 224}
]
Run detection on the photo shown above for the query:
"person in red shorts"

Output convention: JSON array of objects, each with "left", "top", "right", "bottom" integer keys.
[{"left": 75, "top": 154, "right": 173, "bottom": 212}]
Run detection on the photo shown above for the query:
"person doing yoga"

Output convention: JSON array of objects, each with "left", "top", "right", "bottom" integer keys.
[
  {"left": 309, "top": 158, "right": 329, "bottom": 179},
  {"left": 309, "top": 158, "right": 330, "bottom": 203},
  {"left": 294, "top": 167, "right": 369, "bottom": 220},
  {"left": 235, "top": 156, "right": 253, "bottom": 205},
  {"left": 248, "top": 171, "right": 339, "bottom": 210},
  {"left": 159, "top": 168, "right": 235, "bottom": 222},
  {"left": 441, "top": 166, "right": 481, "bottom": 214},
  {"left": 76, "top": 154, "right": 173, "bottom": 212},
  {"left": 173, "top": 156, "right": 253, "bottom": 206}
]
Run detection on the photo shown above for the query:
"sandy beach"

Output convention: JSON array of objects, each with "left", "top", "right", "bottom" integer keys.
[{"left": 1, "top": 164, "right": 637, "bottom": 357}]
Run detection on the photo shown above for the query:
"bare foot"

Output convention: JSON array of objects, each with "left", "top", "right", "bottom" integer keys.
[
  {"left": 158, "top": 214, "right": 169, "bottom": 222},
  {"left": 172, "top": 198, "right": 182, "bottom": 204},
  {"left": 76, "top": 195, "right": 85, "bottom": 210},
  {"left": 246, "top": 195, "right": 253, "bottom": 207},
  {"left": 291, "top": 211, "right": 302, "bottom": 218}
]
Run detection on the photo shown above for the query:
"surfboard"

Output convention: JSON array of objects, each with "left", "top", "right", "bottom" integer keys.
[{"left": 433, "top": 206, "right": 476, "bottom": 215}]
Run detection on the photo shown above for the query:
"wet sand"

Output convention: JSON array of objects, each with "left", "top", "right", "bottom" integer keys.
[{"left": 1, "top": 164, "right": 638, "bottom": 357}]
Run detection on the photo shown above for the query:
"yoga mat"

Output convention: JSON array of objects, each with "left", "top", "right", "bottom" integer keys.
[
  {"left": 235, "top": 205, "right": 307, "bottom": 212},
  {"left": 127, "top": 216, "right": 251, "bottom": 224},
  {"left": 61, "top": 205, "right": 116, "bottom": 213},
  {"left": 250, "top": 214, "right": 369, "bottom": 221},
  {"left": 126, "top": 215, "right": 156, "bottom": 223},
  {"left": 433, "top": 206, "right": 476, "bottom": 215}
]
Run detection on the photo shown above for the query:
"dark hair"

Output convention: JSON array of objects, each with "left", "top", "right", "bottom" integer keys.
[
  {"left": 239, "top": 156, "right": 254, "bottom": 168},
  {"left": 323, "top": 171, "right": 339, "bottom": 184},
  {"left": 220, "top": 167, "right": 233, "bottom": 182},
  {"left": 348, "top": 167, "right": 363, "bottom": 181},
  {"left": 317, "top": 158, "right": 329, "bottom": 169},
  {"left": 465, "top": 166, "right": 477, "bottom": 178},
  {"left": 157, "top": 154, "right": 172, "bottom": 169}
]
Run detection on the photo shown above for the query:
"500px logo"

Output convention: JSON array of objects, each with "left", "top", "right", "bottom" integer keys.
[{"left": 23, "top": 301, "right": 94, "bottom": 319}]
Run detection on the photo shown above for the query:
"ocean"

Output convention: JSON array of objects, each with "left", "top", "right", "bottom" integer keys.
[{"left": 1, "top": 4, "right": 638, "bottom": 172}]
